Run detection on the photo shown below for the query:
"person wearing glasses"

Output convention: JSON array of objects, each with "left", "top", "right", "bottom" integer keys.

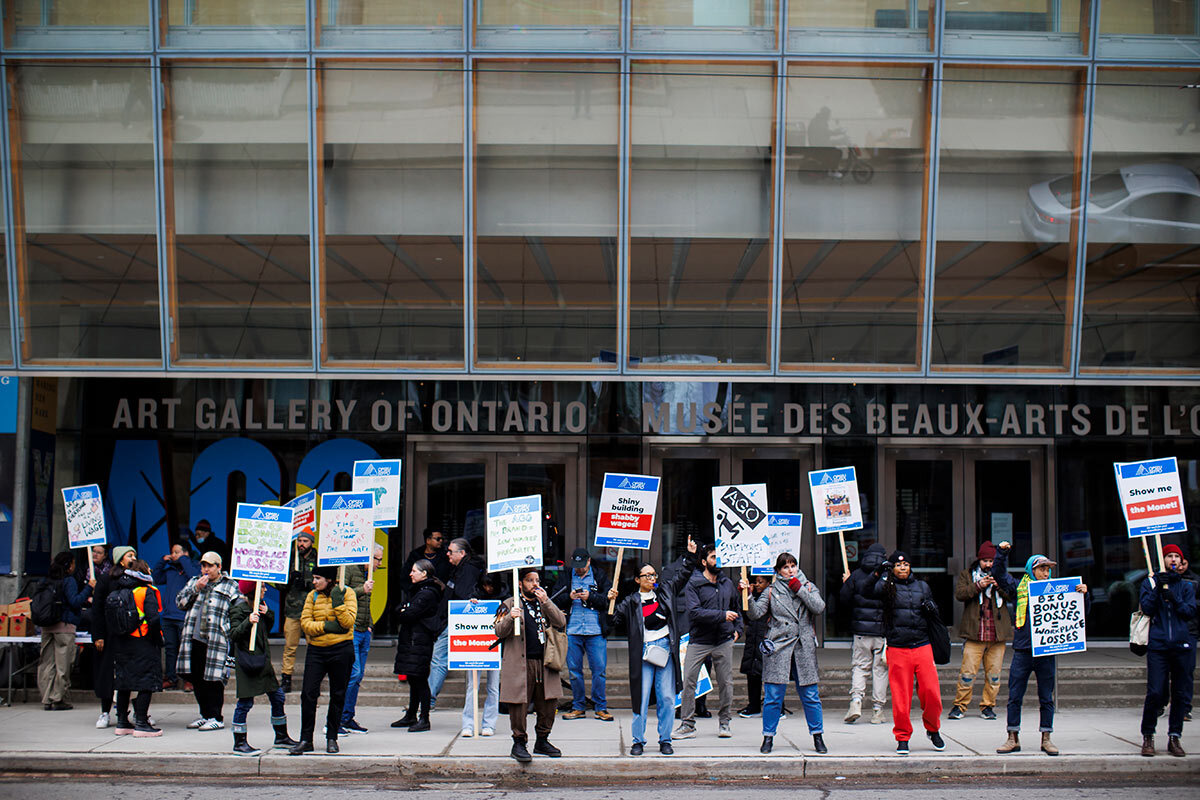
[{"left": 608, "top": 564, "right": 679, "bottom": 756}]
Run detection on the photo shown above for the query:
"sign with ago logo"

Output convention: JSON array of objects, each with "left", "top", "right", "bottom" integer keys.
[
  {"left": 595, "top": 472, "right": 661, "bottom": 549},
  {"left": 318, "top": 491, "right": 375, "bottom": 566}
]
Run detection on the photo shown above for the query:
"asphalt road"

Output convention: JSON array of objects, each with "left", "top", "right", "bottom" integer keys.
[{"left": 0, "top": 780, "right": 1183, "bottom": 799}]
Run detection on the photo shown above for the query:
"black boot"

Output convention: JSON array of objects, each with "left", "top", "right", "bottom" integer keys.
[
  {"left": 533, "top": 736, "right": 562, "bottom": 757},
  {"left": 409, "top": 713, "right": 431, "bottom": 733},
  {"left": 511, "top": 739, "right": 533, "bottom": 763},
  {"left": 288, "top": 739, "right": 313, "bottom": 756},
  {"left": 813, "top": 734, "right": 827, "bottom": 754},
  {"left": 273, "top": 722, "right": 298, "bottom": 748},
  {"left": 280, "top": 674, "right": 292, "bottom": 693},
  {"left": 761, "top": 736, "right": 774, "bottom": 754},
  {"left": 232, "top": 732, "right": 260, "bottom": 756},
  {"left": 326, "top": 738, "right": 340, "bottom": 754},
  {"left": 391, "top": 706, "right": 417, "bottom": 728}
]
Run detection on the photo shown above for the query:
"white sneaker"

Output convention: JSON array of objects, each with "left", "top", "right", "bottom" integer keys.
[
  {"left": 95, "top": 712, "right": 110, "bottom": 729},
  {"left": 198, "top": 718, "right": 224, "bottom": 731},
  {"left": 845, "top": 697, "right": 862, "bottom": 723},
  {"left": 718, "top": 723, "right": 732, "bottom": 738},
  {"left": 481, "top": 728, "right": 494, "bottom": 737},
  {"left": 460, "top": 728, "right": 474, "bottom": 738},
  {"left": 871, "top": 708, "right": 886, "bottom": 725},
  {"left": 186, "top": 717, "right": 208, "bottom": 729}
]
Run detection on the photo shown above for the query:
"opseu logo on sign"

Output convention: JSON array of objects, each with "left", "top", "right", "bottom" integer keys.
[
  {"left": 820, "top": 472, "right": 846, "bottom": 484},
  {"left": 619, "top": 477, "right": 646, "bottom": 490},
  {"left": 463, "top": 604, "right": 491, "bottom": 615},
  {"left": 251, "top": 508, "right": 280, "bottom": 521},
  {"left": 1136, "top": 464, "right": 1163, "bottom": 476},
  {"left": 364, "top": 464, "right": 377, "bottom": 475}
]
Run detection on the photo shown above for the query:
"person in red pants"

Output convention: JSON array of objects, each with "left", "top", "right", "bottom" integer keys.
[{"left": 868, "top": 551, "right": 945, "bottom": 754}]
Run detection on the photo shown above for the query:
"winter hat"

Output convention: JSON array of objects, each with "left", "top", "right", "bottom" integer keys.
[
  {"left": 313, "top": 565, "right": 339, "bottom": 581},
  {"left": 296, "top": 530, "right": 315, "bottom": 543},
  {"left": 237, "top": 580, "right": 256, "bottom": 596},
  {"left": 1025, "top": 554, "right": 1056, "bottom": 577},
  {"left": 888, "top": 550, "right": 908, "bottom": 564},
  {"left": 1162, "top": 544, "right": 1184, "bottom": 560},
  {"left": 112, "top": 545, "right": 136, "bottom": 564},
  {"left": 977, "top": 541, "right": 997, "bottom": 560}
]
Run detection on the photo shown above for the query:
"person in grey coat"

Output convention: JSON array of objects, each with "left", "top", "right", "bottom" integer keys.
[{"left": 744, "top": 552, "right": 827, "bottom": 755}]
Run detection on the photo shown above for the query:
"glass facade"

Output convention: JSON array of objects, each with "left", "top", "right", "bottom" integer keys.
[{"left": 0, "top": 5, "right": 1194, "bottom": 377}]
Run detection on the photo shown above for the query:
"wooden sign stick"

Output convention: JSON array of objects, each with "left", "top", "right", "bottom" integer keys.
[
  {"left": 1142, "top": 536, "right": 1156, "bottom": 575},
  {"left": 368, "top": 550, "right": 375, "bottom": 582},
  {"left": 512, "top": 567, "right": 521, "bottom": 637},
  {"left": 338, "top": 565, "right": 345, "bottom": 590},
  {"left": 741, "top": 566, "right": 749, "bottom": 610},
  {"left": 248, "top": 581, "right": 264, "bottom": 652},
  {"left": 838, "top": 531, "right": 851, "bottom": 578},
  {"left": 608, "top": 547, "right": 625, "bottom": 614},
  {"left": 87, "top": 552, "right": 95, "bottom": 582},
  {"left": 1153, "top": 533, "right": 1166, "bottom": 572}
]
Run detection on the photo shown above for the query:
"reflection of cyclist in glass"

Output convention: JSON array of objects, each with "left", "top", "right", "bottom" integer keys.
[{"left": 808, "top": 107, "right": 848, "bottom": 176}]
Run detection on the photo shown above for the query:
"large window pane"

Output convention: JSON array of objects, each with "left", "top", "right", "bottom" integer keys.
[
  {"left": 787, "top": 0, "right": 930, "bottom": 54},
  {"left": 630, "top": 63, "right": 774, "bottom": 367},
  {"left": 322, "top": 63, "right": 464, "bottom": 365},
  {"left": 1099, "top": 0, "right": 1200, "bottom": 59},
  {"left": 164, "top": 0, "right": 306, "bottom": 49},
  {"left": 1081, "top": 69, "right": 1200, "bottom": 371},
  {"left": 317, "top": 1, "right": 464, "bottom": 49},
  {"left": 15, "top": 64, "right": 160, "bottom": 362},
  {"left": 476, "top": 62, "right": 619, "bottom": 365},
  {"left": 169, "top": 63, "right": 311, "bottom": 363},
  {"left": 781, "top": 65, "right": 928, "bottom": 367},
  {"left": 6, "top": 0, "right": 150, "bottom": 49},
  {"left": 631, "top": 0, "right": 778, "bottom": 51},
  {"left": 943, "top": 0, "right": 1086, "bottom": 56},
  {"left": 0, "top": 232, "right": 10, "bottom": 364},
  {"left": 932, "top": 68, "right": 1082, "bottom": 369},
  {"left": 476, "top": 1, "right": 621, "bottom": 49}
]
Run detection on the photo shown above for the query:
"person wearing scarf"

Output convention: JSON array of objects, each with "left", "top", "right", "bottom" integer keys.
[
  {"left": 1138, "top": 543, "right": 1196, "bottom": 757},
  {"left": 949, "top": 541, "right": 1014, "bottom": 721},
  {"left": 993, "top": 541, "right": 1088, "bottom": 756},
  {"left": 494, "top": 567, "right": 567, "bottom": 763}
]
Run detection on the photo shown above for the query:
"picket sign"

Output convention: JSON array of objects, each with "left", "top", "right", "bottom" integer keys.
[
  {"left": 807, "top": 467, "right": 863, "bottom": 578},
  {"left": 62, "top": 484, "right": 108, "bottom": 581}
]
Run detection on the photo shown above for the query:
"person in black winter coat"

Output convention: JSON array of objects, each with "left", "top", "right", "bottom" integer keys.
[
  {"left": 430, "top": 538, "right": 483, "bottom": 711},
  {"left": 391, "top": 559, "right": 445, "bottom": 733},
  {"left": 839, "top": 542, "right": 889, "bottom": 724},
  {"left": 868, "top": 551, "right": 944, "bottom": 755},
  {"left": 1138, "top": 543, "right": 1196, "bottom": 757},
  {"left": 110, "top": 559, "right": 165, "bottom": 738},
  {"left": 91, "top": 544, "right": 138, "bottom": 729},
  {"left": 737, "top": 575, "right": 770, "bottom": 717}
]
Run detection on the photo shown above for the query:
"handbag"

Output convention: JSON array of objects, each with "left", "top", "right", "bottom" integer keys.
[
  {"left": 235, "top": 644, "right": 267, "bottom": 677},
  {"left": 1129, "top": 608, "right": 1150, "bottom": 656},
  {"left": 543, "top": 625, "right": 568, "bottom": 672},
  {"left": 921, "top": 599, "right": 952, "bottom": 665},
  {"left": 643, "top": 641, "right": 670, "bottom": 668}
]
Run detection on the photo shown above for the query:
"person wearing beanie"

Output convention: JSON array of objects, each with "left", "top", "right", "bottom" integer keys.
[
  {"left": 948, "top": 540, "right": 1014, "bottom": 721},
  {"left": 228, "top": 580, "right": 298, "bottom": 756},
  {"left": 90, "top": 544, "right": 138, "bottom": 729},
  {"left": 867, "top": 550, "right": 945, "bottom": 755},
  {"left": 290, "top": 564, "right": 357, "bottom": 755},
  {"left": 281, "top": 529, "right": 318, "bottom": 693},
  {"left": 743, "top": 551, "right": 828, "bottom": 755},
  {"left": 110, "top": 559, "right": 165, "bottom": 738},
  {"left": 176, "top": 550, "right": 240, "bottom": 731},
  {"left": 1138, "top": 543, "right": 1196, "bottom": 757},
  {"left": 992, "top": 541, "right": 1088, "bottom": 756}
]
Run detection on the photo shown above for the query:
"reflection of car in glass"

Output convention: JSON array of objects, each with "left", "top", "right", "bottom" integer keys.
[{"left": 1022, "top": 163, "right": 1200, "bottom": 243}]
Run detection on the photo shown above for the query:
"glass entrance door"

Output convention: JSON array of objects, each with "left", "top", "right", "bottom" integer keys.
[
  {"left": 410, "top": 439, "right": 582, "bottom": 597},
  {"left": 882, "top": 446, "right": 1046, "bottom": 627}
]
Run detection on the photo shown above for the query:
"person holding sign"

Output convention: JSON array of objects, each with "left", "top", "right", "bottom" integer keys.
[
  {"left": 1138, "top": 544, "right": 1196, "bottom": 758},
  {"left": 608, "top": 563, "right": 681, "bottom": 756},
  {"left": 868, "top": 551, "right": 945, "bottom": 755},
  {"left": 992, "top": 542, "right": 1088, "bottom": 757},
  {"left": 340, "top": 544, "right": 384, "bottom": 736},
  {"left": 390, "top": 559, "right": 445, "bottom": 733},
  {"left": 675, "top": 543, "right": 743, "bottom": 741},
  {"left": 176, "top": 552, "right": 240, "bottom": 732},
  {"left": 36, "top": 551, "right": 92, "bottom": 711},
  {"left": 228, "top": 581, "right": 298, "bottom": 756},
  {"left": 280, "top": 530, "right": 317, "bottom": 694},
  {"left": 495, "top": 568, "right": 568, "bottom": 763},
  {"left": 949, "top": 542, "right": 1014, "bottom": 722},
  {"left": 291, "top": 565, "right": 357, "bottom": 755},
  {"left": 744, "top": 552, "right": 828, "bottom": 755}
]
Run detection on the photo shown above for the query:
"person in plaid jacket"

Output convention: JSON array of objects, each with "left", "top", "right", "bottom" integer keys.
[{"left": 177, "top": 551, "right": 241, "bottom": 731}]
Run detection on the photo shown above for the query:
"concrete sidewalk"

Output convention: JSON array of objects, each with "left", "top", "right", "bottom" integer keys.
[{"left": 0, "top": 700, "right": 1195, "bottom": 782}]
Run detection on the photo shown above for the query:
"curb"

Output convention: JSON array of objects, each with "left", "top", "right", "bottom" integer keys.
[{"left": 2, "top": 752, "right": 1196, "bottom": 781}]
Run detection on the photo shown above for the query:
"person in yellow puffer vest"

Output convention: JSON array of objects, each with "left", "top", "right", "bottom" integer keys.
[{"left": 290, "top": 565, "right": 357, "bottom": 755}]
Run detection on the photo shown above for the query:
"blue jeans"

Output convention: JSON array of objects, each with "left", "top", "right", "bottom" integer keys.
[
  {"left": 763, "top": 679, "right": 823, "bottom": 736},
  {"left": 631, "top": 649, "right": 675, "bottom": 745},
  {"left": 341, "top": 628, "right": 372, "bottom": 724},
  {"left": 567, "top": 633, "right": 607, "bottom": 711},
  {"left": 1006, "top": 648, "right": 1055, "bottom": 732},
  {"left": 461, "top": 669, "right": 500, "bottom": 733},
  {"left": 232, "top": 687, "right": 286, "bottom": 733},
  {"left": 428, "top": 628, "right": 449, "bottom": 704},
  {"left": 161, "top": 618, "right": 184, "bottom": 682}
]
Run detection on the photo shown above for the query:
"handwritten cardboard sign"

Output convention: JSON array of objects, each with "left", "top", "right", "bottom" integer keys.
[
  {"left": 752, "top": 512, "right": 803, "bottom": 577},
  {"left": 62, "top": 484, "right": 107, "bottom": 549},
  {"left": 318, "top": 491, "right": 375, "bottom": 566},
  {"left": 712, "top": 483, "right": 770, "bottom": 570},
  {"left": 230, "top": 503, "right": 295, "bottom": 584},
  {"left": 1029, "top": 577, "right": 1087, "bottom": 657},
  {"left": 486, "top": 494, "right": 543, "bottom": 573},
  {"left": 352, "top": 459, "right": 402, "bottom": 529}
]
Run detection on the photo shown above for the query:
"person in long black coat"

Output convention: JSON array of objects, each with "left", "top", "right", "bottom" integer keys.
[
  {"left": 391, "top": 559, "right": 445, "bottom": 733},
  {"left": 111, "top": 559, "right": 164, "bottom": 738},
  {"left": 738, "top": 574, "right": 770, "bottom": 717}
]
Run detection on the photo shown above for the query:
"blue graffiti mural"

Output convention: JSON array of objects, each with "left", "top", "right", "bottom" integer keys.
[
  {"left": 296, "top": 438, "right": 381, "bottom": 494},
  {"left": 104, "top": 440, "right": 168, "bottom": 554},
  {"left": 189, "top": 438, "right": 283, "bottom": 541}
]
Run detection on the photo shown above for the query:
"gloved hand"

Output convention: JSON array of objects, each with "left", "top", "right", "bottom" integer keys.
[
  {"left": 323, "top": 618, "right": 347, "bottom": 634},
  {"left": 876, "top": 561, "right": 893, "bottom": 576},
  {"left": 1155, "top": 573, "right": 1173, "bottom": 592},
  {"left": 330, "top": 585, "right": 346, "bottom": 608}
]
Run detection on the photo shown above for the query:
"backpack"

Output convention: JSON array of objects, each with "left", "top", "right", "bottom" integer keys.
[
  {"left": 105, "top": 586, "right": 142, "bottom": 636},
  {"left": 30, "top": 579, "right": 65, "bottom": 627}
]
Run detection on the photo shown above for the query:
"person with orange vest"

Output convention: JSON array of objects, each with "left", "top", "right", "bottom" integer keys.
[{"left": 110, "top": 559, "right": 165, "bottom": 738}]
